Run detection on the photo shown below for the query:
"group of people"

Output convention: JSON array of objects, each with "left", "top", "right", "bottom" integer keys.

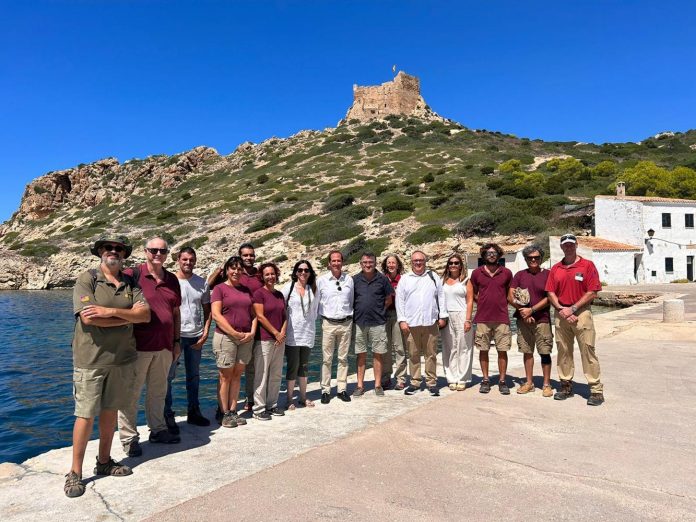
[{"left": 64, "top": 232, "right": 605, "bottom": 498}]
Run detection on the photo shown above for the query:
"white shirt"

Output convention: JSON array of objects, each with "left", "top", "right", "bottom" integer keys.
[
  {"left": 178, "top": 273, "right": 211, "bottom": 337},
  {"left": 316, "top": 272, "right": 354, "bottom": 319},
  {"left": 443, "top": 279, "right": 469, "bottom": 313},
  {"left": 281, "top": 282, "right": 319, "bottom": 347},
  {"left": 396, "top": 270, "right": 448, "bottom": 326}
]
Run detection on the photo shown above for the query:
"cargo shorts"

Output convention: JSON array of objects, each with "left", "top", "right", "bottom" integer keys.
[
  {"left": 516, "top": 320, "right": 553, "bottom": 355},
  {"left": 474, "top": 322, "right": 512, "bottom": 352},
  {"left": 73, "top": 363, "right": 136, "bottom": 418},
  {"left": 354, "top": 324, "right": 388, "bottom": 355},
  {"left": 212, "top": 331, "right": 253, "bottom": 368}
]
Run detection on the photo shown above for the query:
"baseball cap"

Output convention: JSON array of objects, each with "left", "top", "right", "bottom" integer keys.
[{"left": 560, "top": 233, "right": 577, "bottom": 245}]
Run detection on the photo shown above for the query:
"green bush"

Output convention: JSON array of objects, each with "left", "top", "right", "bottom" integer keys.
[
  {"left": 422, "top": 173, "right": 435, "bottom": 183},
  {"left": 455, "top": 212, "right": 496, "bottom": 236},
  {"left": 255, "top": 231, "right": 282, "bottom": 247},
  {"left": 323, "top": 193, "right": 355, "bottom": 212},
  {"left": 295, "top": 219, "right": 363, "bottom": 246},
  {"left": 19, "top": 242, "right": 60, "bottom": 258},
  {"left": 481, "top": 166, "right": 495, "bottom": 175},
  {"left": 341, "top": 236, "right": 390, "bottom": 264},
  {"left": 273, "top": 254, "right": 289, "bottom": 263},
  {"left": 379, "top": 210, "right": 411, "bottom": 224},
  {"left": 257, "top": 173, "right": 269, "bottom": 184},
  {"left": 2, "top": 231, "right": 20, "bottom": 243},
  {"left": 245, "top": 207, "right": 295, "bottom": 233},
  {"left": 430, "top": 195, "right": 449, "bottom": 208},
  {"left": 381, "top": 197, "right": 415, "bottom": 213},
  {"left": 33, "top": 185, "right": 49, "bottom": 194},
  {"left": 405, "top": 185, "right": 420, "bottom": 195},
  {"left": 444, "top": 179, "right": 466, "bottom": 192},
  {"left": 336, "top": 204, "right": 370, "bottom": 221},
  {"left": 156, "top": 210, "right": 178, "bottom": 221},
  {"left": 181, "top": 192, "right": 192, "bottom": 201},
  {"left": 407, "top": 225, "right": 450, "bottom": 245},
  {"left": 376, "top": 183, "right": 397, "bottom": 196}
]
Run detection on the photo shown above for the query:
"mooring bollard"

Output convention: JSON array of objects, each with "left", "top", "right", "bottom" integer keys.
[{"left": 663, "top": 299, "right": 685, "bottom": 323}]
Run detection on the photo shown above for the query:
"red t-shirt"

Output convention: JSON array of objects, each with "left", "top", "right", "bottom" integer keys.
[
  {"left": 211, "top": 283, "right": 254, "bottom": 334},
  {"left": 470, "top": 266, "right": 513, "bottom": 324},
  {"left": 128, "top": 263, "right": 182, "bottom": 352},
  {"left": 240, "top": 271, "right": 263, "bottom": 294},
  {"left": 510, "top": 269, "right": 550, "bottom": 323},
  {"left": 545, "top": 257, "right": 601, "bottom": 305},
  {"left": 253, "top": 287, "right": 287, "bottom": 341}
]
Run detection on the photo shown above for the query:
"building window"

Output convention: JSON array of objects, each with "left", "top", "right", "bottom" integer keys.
[
  {"left": 662, "top": 213, "right": 671, "bottom": 228},
  {"left": 665, "top": 257, "right": 674, "bottom": 273},
  {"left": 686, "top": 214, "right": 694, "bottom": 229}
]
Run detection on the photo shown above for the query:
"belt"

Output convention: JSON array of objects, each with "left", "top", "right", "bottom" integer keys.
[{"left": 321, "top": 315, "right": 352, "bottom": 324}]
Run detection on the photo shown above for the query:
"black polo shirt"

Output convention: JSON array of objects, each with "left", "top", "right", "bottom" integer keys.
[{"left": 352, "top": 271, "right": 394, "bottom": 327}]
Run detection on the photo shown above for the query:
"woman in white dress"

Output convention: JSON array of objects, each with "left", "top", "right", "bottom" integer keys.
[
  {"left": 441, "top": 254, "right": 474, "bottom": 391},
  {"left": 281, "top": 260, "right": 319, "bottom": 409}
]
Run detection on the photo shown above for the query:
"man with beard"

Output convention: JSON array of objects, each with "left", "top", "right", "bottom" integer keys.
[
  {"left": 237, "top": 243, "right": 263, "bottom": 413},
  {"left": 64, "top": 236, "right": 150, "bottom": 498}
]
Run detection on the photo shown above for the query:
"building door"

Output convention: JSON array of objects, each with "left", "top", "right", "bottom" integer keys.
[{"left": 688, "top": 256, "right": 694, "bottom": 282}]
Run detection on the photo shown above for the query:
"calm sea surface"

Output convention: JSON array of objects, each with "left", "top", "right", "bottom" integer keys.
[{"left": 0, "top": 290, "right": 617, "bottom": 464}]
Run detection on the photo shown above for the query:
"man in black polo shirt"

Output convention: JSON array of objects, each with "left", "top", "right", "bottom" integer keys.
[{"left": 352, "top": 252, "right": 394, "bottom": 397}]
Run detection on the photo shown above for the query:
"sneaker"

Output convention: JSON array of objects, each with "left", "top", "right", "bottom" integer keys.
[
  {"left": 254, "top": 411, "right": 272, "bottom": 421},
  {"left": 243, "top": 401, "right": 254, "bottom": 412},
  {"left": 352, "top": 387, "right": 365, "bottom": 398},
  {"left": 267, "top": 407, "right": 285, "bottom": 416},
  {"left": 456, "top": 383, "right": 466, "bottom": 391},
  {"left": 498, "top": 382, "right": 511, "bottom": 395},
  {"left": 187, "top": 407, "right": 211, "bottom": 427},
  {"left": 429, "top": 386, "right": 440, "bottom": 397},
  {"left": 479, "top": 380, "right": 491, "bottom": 394},
  {"left": 149, "top": 429, "right": 181, "bottom": 444},
  {"left": 221, "top": 411, "right": 238, "bottom": 428},
  {"left": 321, "top": 393, "right": 331, "bottom": 404},
  {"left": 64, "top": 471, "right": 85, "bottom": 498},
  {"left": 554, "top": 380, "right": 574, "bottom": 401},
  {"left": 231, "top": 411, "right": 247, "bottom": 425},
  {"left": 337, "top": 391, "right": 352, "bottom": 402},
  {"left": 448, "top": 383, "right": 457, "bottom": 391},
  {"left": 375, "top": 386, "right": 385, "bottom": 396},
  {"left": 404, "top": 385, "right": 419, "bottom": 396},
  {"left": 517, "top": 382, "right": 535, "bottom": 394},
  {"left": 122, "top": 439, "right": 142, "bottom": 457},
  {"left": 542, "top": 385, "right": 553, "bottom": 398},
  {"left": 165, "top": 412, "right": 180, "bottom": 435},
  {"left": 94, "top": 456, "right": 132, "bottom": 476},
  {"left": 587, "top": 392, "right": 605, "bottom": 406}
]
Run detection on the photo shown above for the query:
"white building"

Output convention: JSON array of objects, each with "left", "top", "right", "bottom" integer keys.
[{"left": 464, "top": 245, "right": 548, "bottom": 277}]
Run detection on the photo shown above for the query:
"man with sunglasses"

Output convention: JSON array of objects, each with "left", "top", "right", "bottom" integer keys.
[
  {"left": 118, "top": 237, "right": 182, "bottom": 456},
  {"left": 546, "top": 233, "right": 604, "bottom": 406},
  {"left": 466, "top": 243, "right": 513, "bottom": 395},
  {"left": 316, "top": 250, "right": 354, "bottom": 404},
  {"left": 508, "top": 245, "right": 553, "bottom": 397},
  {"left": 64, "top": 236, "right": 151, "bottom": 498}
]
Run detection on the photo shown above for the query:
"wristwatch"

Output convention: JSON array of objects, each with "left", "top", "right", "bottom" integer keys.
[{"left": 570, "top": 305, "right": 578, "bottom": 314}]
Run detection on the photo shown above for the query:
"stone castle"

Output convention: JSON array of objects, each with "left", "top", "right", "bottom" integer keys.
[{"left": 344, "top": 71, "right": 437, "bottom": 122}]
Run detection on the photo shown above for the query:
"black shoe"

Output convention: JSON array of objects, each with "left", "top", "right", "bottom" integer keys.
[
  {"left": 122, "top": 440, "right": 142, "bottom": 457},
  {"left": 165, "top": 412, "right": 180, "bottom": 435},
  {"left": 498, "top": 382, "right": 510, "bottom": 395},
  {"left": 587, "top": 393, "right": 605, "bottom": 406},
  {"left": 254, "top": 411, "right": 272, "bottom": 421},
  {"left": 187, "top": 407, "right": 211, "bottom": 427},
  {"left": 554, "top": 380, "right": 575, "bottom": 401},
  {"left": 149, "top": 429, "right": 181, "bottom": 444},
  {"left": 429, "top": 386, "right": 440, "bottom": 397},
  {"left": 382, "top": 378, "right": 393, "bottom": 390},
  {"left": 267, "top": 407, "right": 285, "bottom": 416},
  {"left": 404, "top": 385, "right": 419, "bottom": 395},
  {"left": 479, "top": 380, "right": 491, "bottom": 394},
  {"left": 321, "top": 393, "right": 331, "bottom": 404},
  {"left": 337, "top": 391, "right": 351, "bottom": 402}
]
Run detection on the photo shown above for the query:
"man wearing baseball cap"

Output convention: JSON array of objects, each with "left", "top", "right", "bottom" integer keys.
[
  {"left": 64, "top": 236, "right": 151, "bottom": 498},
  {"left": 545, "top": 233, "right": 605, "bottom": 406}
]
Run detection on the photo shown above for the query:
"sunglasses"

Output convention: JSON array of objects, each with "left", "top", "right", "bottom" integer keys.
[
  {"left": 102, "top": 244, "right": 125, "bottom": 253},
  {"left": 335, "top": 281, "right": 342, "bottom": 291},
  {"left": 146, "top": 248, "right": 169, "bottom": 255},
  {"left": 526, "top": 256, "right": 542, "bottom": 261},
  {"left": 296, "top": 268, "right": 310, "bottom": 274},
  {"left": 485, "top": 251, "right": 498, "bottom": 256},
  {"left": 447, "top": 261, "right": 461, "bottom": 266}
]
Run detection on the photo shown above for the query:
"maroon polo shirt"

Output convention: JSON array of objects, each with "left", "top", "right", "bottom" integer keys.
[
  {"left": 240, "top": 271, "right": 263, "bottom": 293},
  {"left": 510, "top": 268, "right": 550, "bottom": 323},
  {"left": 127, "top": 263, "right": 181, "bottom": 352},
  {"left": 470, "top": 265, "right": 513, "bottom": 324},
  {"left": 211, "top": 283, "right": 254, "bottom": 334},
  {"left": 252, "top": 287, "right": 287, "bottom": 341},
  {"left": 546, "top": 257, "right": 601, "bottom": 305}
]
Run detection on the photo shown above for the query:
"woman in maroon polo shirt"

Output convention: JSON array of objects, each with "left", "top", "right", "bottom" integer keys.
[{"left": 251, "top": 262, "right": 288, "bottom": 421}]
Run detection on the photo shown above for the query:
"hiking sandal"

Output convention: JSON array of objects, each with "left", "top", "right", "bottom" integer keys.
[
  {"left": 64, "top": 471, "right": 86, "bottom": 498},
  {"left": 94, "top": 457, "right": 133, "bottom": 476}
]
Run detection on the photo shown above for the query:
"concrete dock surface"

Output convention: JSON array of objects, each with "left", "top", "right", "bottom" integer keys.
[{"left": 1, "top": 284, "right": 695, "bottom": 521}]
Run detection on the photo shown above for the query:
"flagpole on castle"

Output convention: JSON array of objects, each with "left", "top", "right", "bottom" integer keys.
[{"left": 392, "top": 64, "right": 396, "bottom": 77}]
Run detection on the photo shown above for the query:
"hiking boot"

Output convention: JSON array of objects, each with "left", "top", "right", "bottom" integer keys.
[
  {"left": 267, "top": 407, "right": 285, "bottom": 416},
  {"left": 587, "top": 392, "right": 605, "bottom": 406},
  {"left": 352, "top": 387, "right": 365, "bottom": 398},
  {"left": 254, "top": 411, "right": 272, "bottom": 421},
  {"left": 429, "top": 386, "right": 440, "bottom": 397},
  {"left": 554, "top": 381, "right": 574, "bottom": 401},
  {"left": 337, "top": 391, "right": 351, "bottom": 402},
  {"left": 122, "top": 439, "right": 142, "bottom": 457},
  {"left": 94, "top": 456, "right": 132, "bottom": 476},
  {"left": 375, "top": 386, "right": 385, "bottom": 397},
  {"left": 64, "top": 471, "right": 85, "bottom": 498},
  {"left": 404, "top": 385, "right": 419, "bottom": 396},
  {"left": 221, "top": 411, "right": 238, "bottom": 428},
  {"left": 498, "top": 382, "right": 511, "bottom": 395},
  {"left": 149, "top": 429, "right": 181, "bottom": 444},
  {"left": 321, "top": 393, "right": 331, "bottom": 404},
  {"left": 187, "top": 407, "right": 211, "bottom": 427},
  {"left": 542, "top": 385, "right": 553, "bottom": 397},
  {"left": 517, "top": 382, "right": 535, "bottom": 394},
  {"left": 231, "top": 411, "right": 247, "bottom": 425},
  {"left": 479, "top": 380, "right": 491, "bottom": 394},
  {"left": 165, "top": 412, "right": 180, "bottom": 435}
]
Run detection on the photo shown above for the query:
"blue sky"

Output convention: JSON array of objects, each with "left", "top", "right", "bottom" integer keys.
[{"left": 1, "top": 1, "right": 695, "bottom": 222}]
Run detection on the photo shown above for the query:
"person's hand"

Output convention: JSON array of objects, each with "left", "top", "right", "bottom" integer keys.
[
  {"left": 399, "top": 321, "right": 410, "bottom": 337},
  {"left": 464, "top": 320, "right": 472, "bottom": 333},
  {"left": 192, "top": 333, "right": 208, "bottom": 350},
  {"left": 274, "top": 331, "right": 286, "bottom": 346},
  {"left": 520, "top": 307, "right": 533, "bottom": 319},
  {"left": 133, "top": 301, "right": 148, "bottom": 309},
  {"left": 559, "top": 307, "right": 573, "bottom": 319},
  {"left": 173, "top": 341, "right": 181, "bottom": 361},
  {"left": 567, "top": 314, "right": 579, "bottom": 324},
  {"left": 238, "top": 332, "right": 254, "bottom": 344},
  {"left": 524, "top": 316, "right": 536, "bottom": 324},
  {"left": 81, "top": 305, "right": 114, "bottom": 318}
]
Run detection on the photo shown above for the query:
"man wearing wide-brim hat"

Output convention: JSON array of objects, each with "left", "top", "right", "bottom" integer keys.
[{"left": 64, "top": 235, "right": 151, "bottom": 498}]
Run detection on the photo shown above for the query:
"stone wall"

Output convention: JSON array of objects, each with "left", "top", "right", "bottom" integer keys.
[{"left": 345, "top": 71, "right": 431, "bottom": 122}]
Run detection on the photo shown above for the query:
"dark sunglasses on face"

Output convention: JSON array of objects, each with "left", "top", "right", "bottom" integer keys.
[
  {"left": 485, "top": 251, "right": 498, "bottom": 256},
  {"left": 448, "top": 261, "right": 461, "bottom": 266},
  {"left": 102, "top": 244, "right": 125, "bottom": 253},
  {"left": 526, "top": 256, "right": 542, "bottom": 261},
  {"left": 296, "top": 268, "right": 310, "bottom": 274},
  {"left": 146, "top": 248, "right": 169, "bottom": 255}
]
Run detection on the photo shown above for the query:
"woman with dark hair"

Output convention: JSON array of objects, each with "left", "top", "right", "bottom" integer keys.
[
  {"left": 210, "top": 256, "right": 257, "bottom": 428},
  {"left": 281, "top": 260, "right": 319, "bottom": 409},
  {"left": 380, "top": 254, "right": 408, "bottom": 390},
  {"left": 252, "top": 262, "right": 287, "bottom": 421},
  {"left": 441, "top": 253, "right": 474, "bottom": 391}
]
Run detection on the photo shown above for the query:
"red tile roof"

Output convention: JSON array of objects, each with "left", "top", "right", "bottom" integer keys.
[{"left": 577, "top": 237, "right": 642, "bottom": 251}]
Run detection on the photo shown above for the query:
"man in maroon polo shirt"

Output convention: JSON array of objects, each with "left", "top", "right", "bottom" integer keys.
[
  {"left": 546, "top": 233, "right": 604, "bottom": 406},
  {"left": 466, "top": 243, "right": 513, "bottom": 395},
  {"left": 238, "top": 243, "right": 263, "bottom": 413},
  {"left": 118, "top": 237, "right": 182, "bottom": 456}
]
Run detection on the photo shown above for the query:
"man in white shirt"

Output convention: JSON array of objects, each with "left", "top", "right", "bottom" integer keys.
[
  {"left": 396, "top": 251, "right": 448, "bottom": 396},
  {"left": 316, "top": 250, "right": 354, "bottom": 404},
  {"left": 164, "top": 247, "right": 212, "bottom": 430}
]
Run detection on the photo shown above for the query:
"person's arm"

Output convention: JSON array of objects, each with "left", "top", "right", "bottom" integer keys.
[
  {"left": 465, "top": 279, "right": 475, "bottom": 332},
  {"left": 436, "top": 278, "right": 448, "bottom": 328},
  {"left": 253, "top": 302, "right": 286, "bottom": 346},
  {"left": 395, "top": 279, "right": 410, "bottom": 335},
  {"left": 192, "top": 302, "right": 212, "bottom": 349},
  {"left": 172, "top": 307, "right": 181, "bottom": 361},
  {"left": 207, "top": 265, "right": 223, "bottom": 289},
  {"left": 211, "top": 300, "right": 245, "bottom": 340},
  {"left": 80, "top": 301, "right": 150, "bottom": 326}
]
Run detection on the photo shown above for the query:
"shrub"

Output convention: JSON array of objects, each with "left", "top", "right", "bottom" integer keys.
[
  {"left": 245, "top": 207, "right": 295, "bottom": 233},
  {"left": 19, "top": 242, "right": 60, "bottom": 258},
  {"left": 430, "top": 195, "right": 449, "bottom": 208},
  {"left": 376, "top": 183, "right": 397, "bottom": 195},
  {"left": 337, "top": 204, "right": 370, "bottom": 221},
  {"left": 341, "top": 235, "right": 390, "bottom": 264},
  {"left": 323, "top": 193, "right": 355, "bottom": 212},
  {"left": 443, "top": 179, "right": 466, "bottom": 192},
  {"left": 455, "top": 212, "right": 496, "bottom": 236},
  {"left": 481, "top": 166, "right": 495, "bottom": 175},
  {"left": 422, "top": 173, "right": 435, "bottom": 183},
  {"left": 255, "top": 231, "right": 281, "bottom": 247},
  {"left": 407, "top": 225, "right": 450, "bottom": 245},
  {"left": 33, "top": 185, "right": 49, "bottom": 194},
  {"left": 156, "top": 210, "right": 178, "bottom": 221},
  {"left": 496, "top": 183, "right": 538, "bottom": 199},
  {"left": 257, "top": 173, "right": 269, "bottom": 184},
  {"left": 271, "top": 194, "right": 284, "bottom": 203},
  {"left": 186, "top": 235, "right": 208, "bottom": 249},
  {"left": 381, "top": 197, "right": 415, "bottom": 213},
  {"left": 405, "top": 185, "right": 420, "bottom": 195},
  {"left": 181, "top": 192, "right": 192, "bottom": 201},
  {"left": 273, "top": 254, "right": 289, "bottom": 263},
  {"left": 379, "top": 210, "right": 410, "bottom": 224},
  {"left": 295, "top": 219, "right": 362, "bottom": 246}
]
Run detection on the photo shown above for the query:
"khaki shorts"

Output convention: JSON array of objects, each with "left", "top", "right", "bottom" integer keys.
[
  {"left": 474, "top": 322, "right": 512, "bottom": 352},
  {"left": 73, "top": 363, "right": 136, "bottom": 418},
  {"left": 354, "top": 324, "right": 388, "bottom": 355},
  {"left": 516, "top": 320, "right": 553, "bottom": 355},
  {"left": 213, "top": 332, "right": 252, "bottom": 368}
]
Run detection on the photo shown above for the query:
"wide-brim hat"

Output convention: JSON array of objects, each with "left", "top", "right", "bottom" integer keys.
[{"left": 90, "top": 236, "right": 133, "bottom": 258}]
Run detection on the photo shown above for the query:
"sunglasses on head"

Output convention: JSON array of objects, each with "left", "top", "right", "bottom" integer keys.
[
  {"left": 102, "top": 244, "right": 125, "bottom": 253},
  {"left": 146, "top": 248, "right": 169, "bottom": 255}
]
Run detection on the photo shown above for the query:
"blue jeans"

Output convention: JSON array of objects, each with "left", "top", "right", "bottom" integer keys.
[{"left": 165, "top": 335, "right": 202, "bottom": 415}]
